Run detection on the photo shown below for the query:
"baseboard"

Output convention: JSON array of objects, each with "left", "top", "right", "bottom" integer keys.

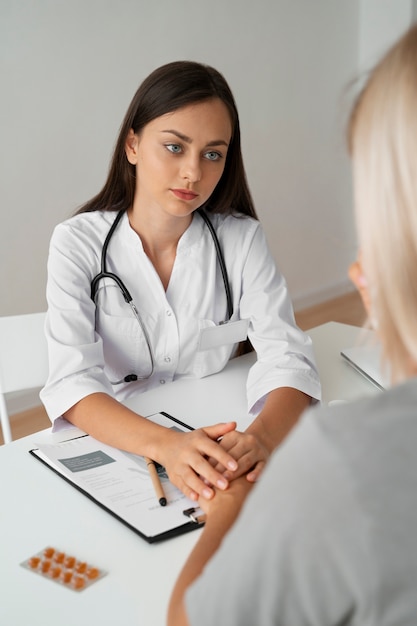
[{"left": 293, "top": 279, "right": 356, "bottom": 312}]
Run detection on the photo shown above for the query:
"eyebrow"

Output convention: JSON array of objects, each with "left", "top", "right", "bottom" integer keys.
[{"left": 161, "top": 129, "right": 229, "bottom": 147}]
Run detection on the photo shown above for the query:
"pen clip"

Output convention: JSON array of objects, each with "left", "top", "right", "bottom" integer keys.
[{"left": 183, "top": 507, "right": 206, "bottom": 525}]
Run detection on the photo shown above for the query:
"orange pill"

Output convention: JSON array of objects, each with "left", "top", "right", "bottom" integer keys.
[
  {"left": 72, "top": 576, "right": 86, "bottom": 590},
  {"left": 61, "top": 571, "right": 73, "bottom": 584},
  {"left": 50, "top": 567, "right": 61, "bottom": 579},
  {"left": 86, "top": 567, "right": 100, "bottom": 580},
  {"left": 43, "top": 547, "right": 55, "bottom": 558},
  {"left": 22, "top": 547, "right": 104, "bottom": 591},
  {"left": 75, "top": 562, "right": 87, "bottom": 574},
  {"left": 64, "top": 556, "right": 76, "bottom": 568}
]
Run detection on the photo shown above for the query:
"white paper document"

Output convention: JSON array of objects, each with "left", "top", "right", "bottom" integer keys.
[{"left": 30, "top": 413, "right": 203, "bottom": 542}]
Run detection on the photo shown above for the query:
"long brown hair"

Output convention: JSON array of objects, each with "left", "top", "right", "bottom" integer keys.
[{"left": 77, "top": 61, "right": 257, "bottom": 218}]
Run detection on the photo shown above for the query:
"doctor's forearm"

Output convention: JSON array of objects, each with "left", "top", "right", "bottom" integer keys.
[
  {"left": 63, "top": 393, "right": 171, "bottom": 459},
  {"left": 63, "top": 393, "right": 241, "bottom": 501},
  {"left": 247, "top": 387, "right": 311, "bottom": 454},
  {"left": 217, "top": 387, "right": 311, "bottom": 484}
]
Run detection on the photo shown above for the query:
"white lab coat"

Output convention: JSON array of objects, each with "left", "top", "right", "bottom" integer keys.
[{"left": 40, "top": 210, "right": 321, "bottom": 425}]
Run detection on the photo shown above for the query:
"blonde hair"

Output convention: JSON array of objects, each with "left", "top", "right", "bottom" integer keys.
[{"left": 348, "top": 24, "right": 417, "bottom": 382}]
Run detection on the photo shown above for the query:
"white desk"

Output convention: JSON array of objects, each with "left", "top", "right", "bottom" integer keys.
[{"left": 0, "top": 323, "right": 379, "bottom": 626}]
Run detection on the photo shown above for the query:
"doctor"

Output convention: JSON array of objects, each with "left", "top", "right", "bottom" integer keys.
[{"left": 41, "top": 61, "right": 320, "bottom": 501}]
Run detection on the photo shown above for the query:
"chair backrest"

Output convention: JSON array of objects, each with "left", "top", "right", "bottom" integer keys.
[
  {"left": 0, "top": 312, "right": 49, "bottom": 443},
  {"left": 0, "top": 312, "right": 48, "bottom": 395}
]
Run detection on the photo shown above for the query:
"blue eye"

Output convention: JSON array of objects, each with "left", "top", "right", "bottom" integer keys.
[
  {"left": 204, "top": 151, "right": 222, "bottom": 161},
  {"left": 166, "top": 144, "right": 182, "bottom": 154}
]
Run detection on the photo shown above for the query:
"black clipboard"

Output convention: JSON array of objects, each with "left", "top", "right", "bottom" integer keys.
[{"left": 29, "top": 412, "right": 205, "bottom": 543}]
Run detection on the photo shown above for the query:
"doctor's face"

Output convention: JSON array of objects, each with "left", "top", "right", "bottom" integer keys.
[{"left": 125, "top": 99, "right": 232, "bottom": 220}]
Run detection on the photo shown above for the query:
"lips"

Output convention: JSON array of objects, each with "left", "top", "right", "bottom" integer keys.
[{"left": 170, "top": 188, "right": 199, "bottom": 201}]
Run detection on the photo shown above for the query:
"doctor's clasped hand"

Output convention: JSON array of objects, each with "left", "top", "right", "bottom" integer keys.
[{"left": 155, "top": 421, "right": 240, "bottom": 501}]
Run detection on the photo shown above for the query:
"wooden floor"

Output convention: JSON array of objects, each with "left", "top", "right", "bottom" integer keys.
[
  {"left": 1, "top": 290, "right": 366, "bottom": 445},
  {"left": 294, "top": 289, "right": 366, "bottom": 331}
]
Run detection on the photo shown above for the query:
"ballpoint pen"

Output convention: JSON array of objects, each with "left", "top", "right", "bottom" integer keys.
[{"left": 144, "top": 457, "right": 167, "bottom": 506}]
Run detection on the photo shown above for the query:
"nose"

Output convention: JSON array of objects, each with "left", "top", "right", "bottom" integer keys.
[{"left": 180, "top": 154, "right": 201, "bottom": 183}]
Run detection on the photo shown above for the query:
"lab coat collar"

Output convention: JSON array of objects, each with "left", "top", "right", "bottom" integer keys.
[{"left": 120, "top": 210, "right": 205, "bottom": 255}]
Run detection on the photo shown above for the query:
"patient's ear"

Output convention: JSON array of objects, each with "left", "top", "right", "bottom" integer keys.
[{"left": 125, "top": 129, "right": 139, "bottom": 164}]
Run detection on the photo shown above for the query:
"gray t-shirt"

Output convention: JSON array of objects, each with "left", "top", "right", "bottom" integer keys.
[{"left": 186, "top": 379, "right": 417, "bottom": 625}]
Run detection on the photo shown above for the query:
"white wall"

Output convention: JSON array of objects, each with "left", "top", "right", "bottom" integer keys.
[
  {"left": 359, "top": 0, "right": 415, "bottom": 72},
  {"left": 2, "top": 1, "right": 415, "bottom": 318},
  {"left": 0, "top": 0, "right": 360, "bottom": 316}
]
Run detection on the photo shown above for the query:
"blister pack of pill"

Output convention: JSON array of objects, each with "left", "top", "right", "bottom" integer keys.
[{"left": 21, "top": 546, "right": 107, "bottom": 591}]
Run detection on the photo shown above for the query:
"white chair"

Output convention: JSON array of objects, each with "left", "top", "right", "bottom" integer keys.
[{"left": 0, "top": 312, "right": 48, "bottom": 444}]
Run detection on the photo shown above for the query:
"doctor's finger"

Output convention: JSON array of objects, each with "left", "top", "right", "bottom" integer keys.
[
  {"left": 245, "top": 460, "right": 267, "bottom": 483},
  {"left": 206, "top": 430, "right": 246, "bottom": 474},
  {"left": 192, "top": 429, "right": 240, "bottom": 474},
  {"left": 173, "top": 468, "right": 214, "bottom": 502},
  {"left": 202, "top": 421, "right": 237, "bottom": 441},
  {"left": 220, "top": 431, "right": 266, "bottom": 464},
  {"left": 171, "top": 455, "right": 233, "bottom": 501},
  {"left": 165, "top": 434, "right": 236, "bottom": 493},
  {"left": 221, "top": 442, "right": 269, "bottom": 480},
  {"left": 187, "top": 446, "right": 237, "bottom": 492}
]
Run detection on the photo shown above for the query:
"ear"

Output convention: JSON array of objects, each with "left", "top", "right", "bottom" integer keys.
[{"left": 125, "top": 129, "right": 139, "bottom": 164}]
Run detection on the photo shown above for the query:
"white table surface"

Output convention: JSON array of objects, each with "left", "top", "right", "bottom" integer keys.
[{"left": 0, "top": 322, "right": 379, "bottom": 626}]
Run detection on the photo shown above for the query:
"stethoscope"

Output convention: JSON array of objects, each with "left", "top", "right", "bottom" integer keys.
[{"left": 90, "top": 209, "right": 233, "bottom": 383}]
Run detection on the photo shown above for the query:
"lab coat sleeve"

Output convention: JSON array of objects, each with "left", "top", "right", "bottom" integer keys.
[
  {"left": 40, "top": 222, "right": 115, "bottom": 424},
  {"left": 239, "top": 225, "right": 321, "bottom": 414}
]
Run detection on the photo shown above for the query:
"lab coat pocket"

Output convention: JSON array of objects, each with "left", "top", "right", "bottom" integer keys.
[
  {"left": 193, "top": 319, "right": 249, "bottom": 378},
  {"left": 96, "top": 305, "right": 151, "bottom": 383}
]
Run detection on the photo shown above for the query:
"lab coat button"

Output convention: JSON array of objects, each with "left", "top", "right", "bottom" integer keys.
[
  {"left": 164, "top": 356, "right": 171, "bottom": 363},
  {"left": 159, "top": 379, "right": 166, "bottom": 385},
  {"left": 166, "top": 310, "right": 172, "bottom": 316}
]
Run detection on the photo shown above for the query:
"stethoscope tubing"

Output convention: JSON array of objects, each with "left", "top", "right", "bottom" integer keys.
[
  {"left": 196, "top": 209, "right": 233, "bottom": 320},
  {"left": 90, "top": 208, "right": 233, "bottom": 382},
  {"left": 91, "top": 209, "right": 131, "bottom": 303}
]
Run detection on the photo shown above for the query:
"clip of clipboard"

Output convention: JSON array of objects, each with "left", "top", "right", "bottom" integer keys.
[{"left": 183, "top": 507, "right": 206, "bottom": 525}]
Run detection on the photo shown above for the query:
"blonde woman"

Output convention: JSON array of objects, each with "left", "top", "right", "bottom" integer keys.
[{"left": 168, "top": 25, "right": 417, "bottom": 626}]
